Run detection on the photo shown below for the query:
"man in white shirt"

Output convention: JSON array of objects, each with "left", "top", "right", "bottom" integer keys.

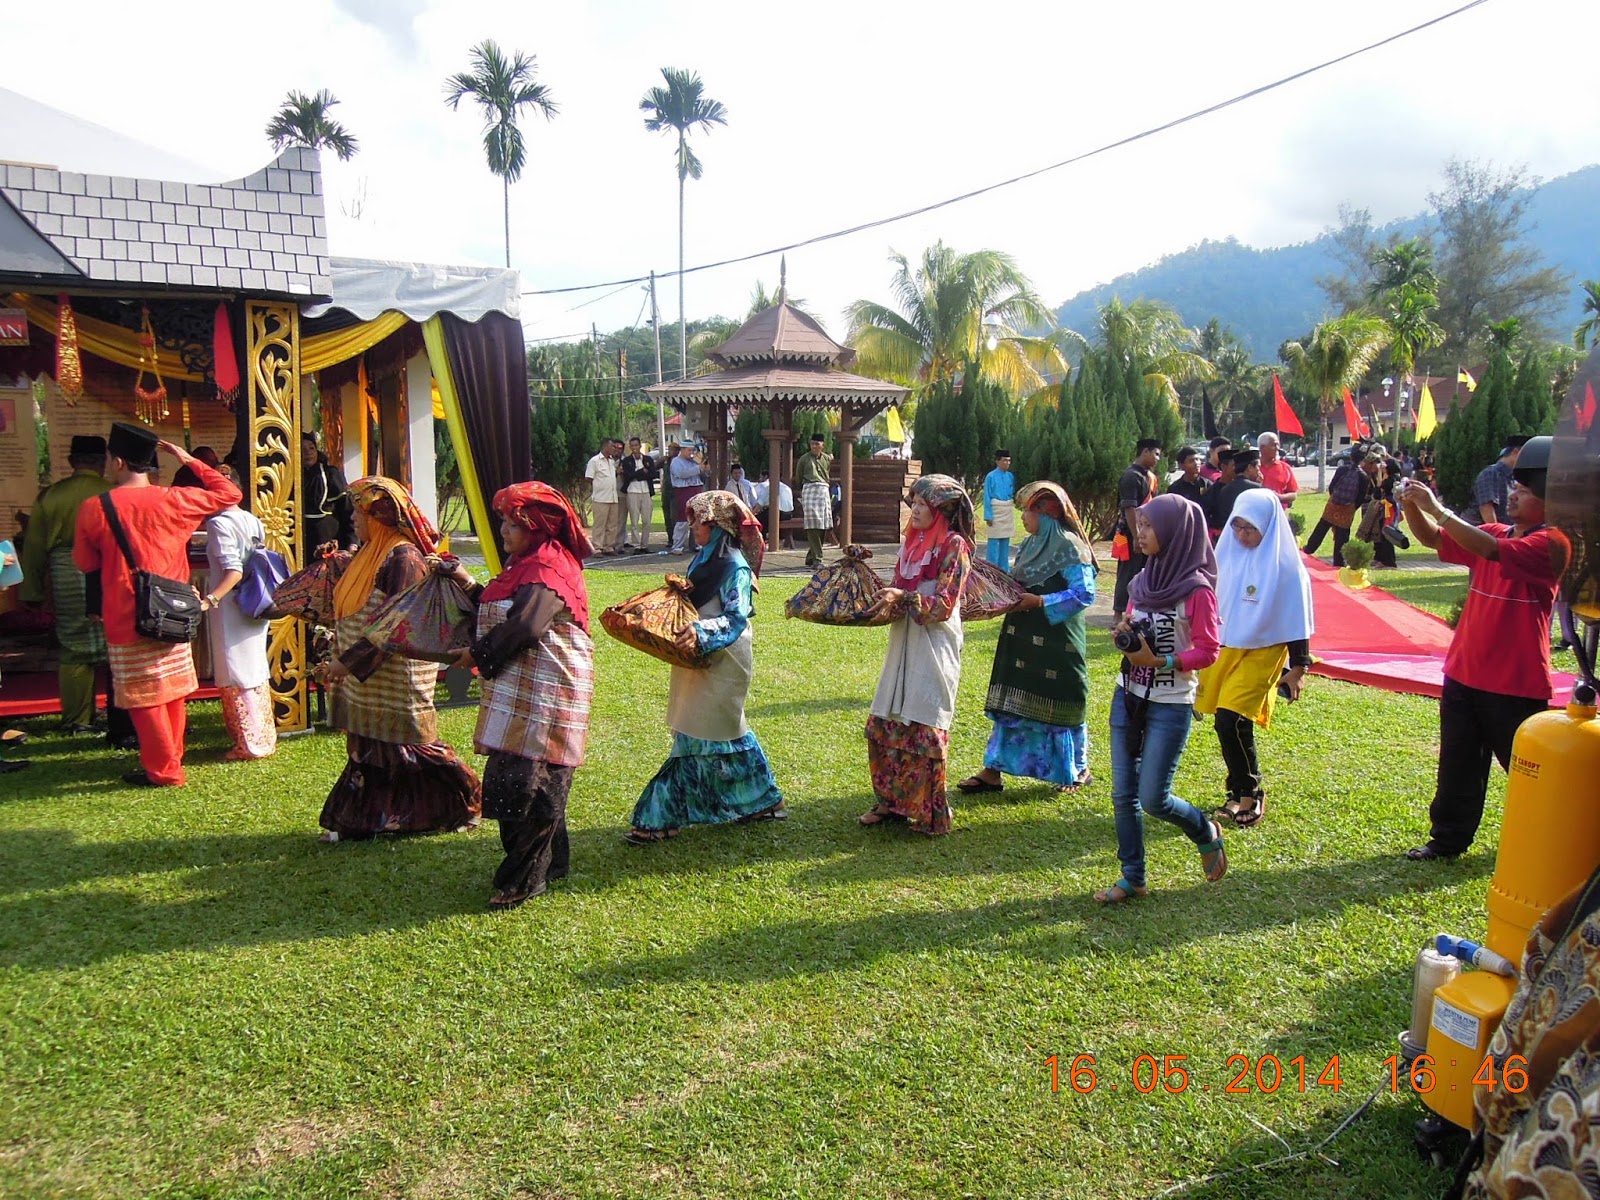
[
  {"left": 752, "top": 470, "right": 795, "bottom": 549},
  {"left": 725, "top": 463, "right": 758, "bottom": 508},
  {"left": 584, "top": 439, "right": 623, "bottom": 556}
]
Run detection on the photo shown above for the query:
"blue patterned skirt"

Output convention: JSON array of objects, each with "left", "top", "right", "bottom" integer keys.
[
  {"left": 630, "top": 731, "right": 783, "bottom": 831},
  {"left": 983, "top": 715, "right": 1089, "bottom": 787}
]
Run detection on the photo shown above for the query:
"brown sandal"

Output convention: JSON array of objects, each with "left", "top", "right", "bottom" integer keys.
[
  {"left": 625, "top": 827, "right": 680, "bottom": 845},
  {"left": 858, "top": 804, "right": 897, "bottom": 826},
  {"left": 1232, "top": 795, "right": 1265, "bottom": 828},
  {"left": 1094, "top": 878, "right": 1149, "bottom": 904}
]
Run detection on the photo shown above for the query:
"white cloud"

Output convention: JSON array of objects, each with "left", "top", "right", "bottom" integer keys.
[{"left": 6, "top": 0, "right": 1598, "bottom": 346}]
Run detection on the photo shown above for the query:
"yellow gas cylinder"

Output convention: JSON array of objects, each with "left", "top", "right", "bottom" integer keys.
[{"left": 1423, "top": 687, "right": 1600, "bottom": 1130}]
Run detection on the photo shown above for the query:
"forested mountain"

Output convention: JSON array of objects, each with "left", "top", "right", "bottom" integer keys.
[{"left": 1052, "top": 164, "right": 1600, "bottom": 359}]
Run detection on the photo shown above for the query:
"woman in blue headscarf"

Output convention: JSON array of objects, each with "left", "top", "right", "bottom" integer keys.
[
  {"left": 627, "top": 490, "right": 784, "bottom": 844},
  {"left": 959, "top": 481, "right": 1099, "bottom": 795}
]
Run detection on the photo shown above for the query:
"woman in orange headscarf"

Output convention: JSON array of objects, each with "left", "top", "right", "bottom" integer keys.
[
  {"left": 437, "top": 481, "right": 594, "bottom": 908},
  {"left": 314, "top": 477, "right": 481, "bottom": 843}
]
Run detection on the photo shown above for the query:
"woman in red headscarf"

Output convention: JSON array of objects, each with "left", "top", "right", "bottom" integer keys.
[
  {"left": 314, "top": 477, "right": 482, "bottom": 843},
  {"left": 437, "top": 481, "right": 595, "bottom": 908}
]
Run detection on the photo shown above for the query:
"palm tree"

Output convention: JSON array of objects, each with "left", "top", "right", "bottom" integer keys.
[
  {"left": 445, "top": 41, "right": 559, "bottom": 268},
  {"left": 1210, "top": 344, "right": 1265, "bottom": 423},
  {"left": 1281, "top": 313, "right": 1391, "bottom": 490},
  {"left": 1573, "top": 279, "right": 1600, "bottom": 351},
  {"left": 1093, "top": 297, "right": 1216, "bottom": 405},
  {"left": 265, "top": 89, "right": 359, "bottom": 160},
  {"left": 1485, "top": 316, "right": 1523, "bottom": 352},
  {"left": 1367, "top": 237, "right": 1438, "bottom": 300},
  {"left": 640, "top": 68, "right": 728, "bottom": 381},
  {"left": 845, "top": 242, "right": 1069, "bottom": 396},
  {"left": 1381, "top": 280, "right": 1445, "bottom": 428}
]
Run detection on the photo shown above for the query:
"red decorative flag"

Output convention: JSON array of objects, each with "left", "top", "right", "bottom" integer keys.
[
  {"left": 1342, "top": 387, "right": 1370, "bottom": 439},
  {"left": 1579, "top": 381, "right": 1597, "bottom": 434},
  {"left": 1272, "top": 374, "right": 1304, "bottom": 437},
  {"left": 213, "top": 303, "right": 241, "bottom": 410}
]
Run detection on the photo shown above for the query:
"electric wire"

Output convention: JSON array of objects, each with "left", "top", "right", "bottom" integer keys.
[{"left": 518, "top": 0, "right": 1490, "bottom": 299}]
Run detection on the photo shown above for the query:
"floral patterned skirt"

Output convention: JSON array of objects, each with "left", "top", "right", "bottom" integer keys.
[
  {"left": 630, "top": 731, "right": 782, "bottom": 832},
  {"left": 865, "top": 715, "right": 951, "bottom": 835},
  {"left": 983, "top": 715, "right": 1088, "bottom": 787},
  {"left": 220, "top": 683, "right": 278, "bottom": 760}
]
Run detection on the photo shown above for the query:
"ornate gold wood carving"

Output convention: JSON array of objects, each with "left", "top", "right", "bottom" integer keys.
[{"left": 245, "top": 300, "right": 308, "bottom": 733}]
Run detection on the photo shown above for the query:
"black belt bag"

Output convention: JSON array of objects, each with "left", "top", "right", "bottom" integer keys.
[{"left": 98, "top": 492, "right": 203, "bottom": 644}]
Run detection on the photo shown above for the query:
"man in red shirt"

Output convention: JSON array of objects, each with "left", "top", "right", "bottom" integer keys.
[
  {"left": 1256, "top": 431, "right": 1298, "bottom": 509},
  {"left": 1398, "top": 436, "right": 1570, "bottom": 860},
  {"left": 74, "top": 423, "right": 241, "bottom": 787}
]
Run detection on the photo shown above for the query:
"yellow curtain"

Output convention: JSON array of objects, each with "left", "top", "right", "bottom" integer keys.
[
  {"left": 421, "top": 316, "right": 500, "bottom": 575},
  {"left": 13, "top": 291, "right": 410, "bottom": 379},
  {"left": 10, "top": 291, "right": 204, "bottom": 380},
  {"left": 301, "top": 311, "right": 409, "bottom": 373}
]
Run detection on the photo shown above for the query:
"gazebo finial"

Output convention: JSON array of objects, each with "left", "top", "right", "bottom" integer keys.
[{"left": 778, "top": 256, "right": 787, "bottom": 305}]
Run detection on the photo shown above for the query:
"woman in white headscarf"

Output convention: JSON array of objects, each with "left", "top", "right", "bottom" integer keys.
[{"left": 1194, "top": 487, "right": 1315, "bottom": 828}]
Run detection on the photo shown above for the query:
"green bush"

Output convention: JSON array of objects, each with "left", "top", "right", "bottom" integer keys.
[
  {"left": 1286, "top": 510, "right": 1306, "bottom": 539},
  {"left": 1342, "top": 539, "right": 1374, "bottom": 570}
]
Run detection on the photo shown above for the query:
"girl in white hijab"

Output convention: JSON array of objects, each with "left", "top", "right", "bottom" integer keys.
[{"left": 1195, "top": 488, "right": 1315, "bottom": 827}]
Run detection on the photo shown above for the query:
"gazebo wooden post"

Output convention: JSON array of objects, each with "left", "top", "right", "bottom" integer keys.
[
  {"left": 836, "top": 409, "right": 860, "bottom": 547},
  {"left": 762, "top": 421, "right": 787, "bottom": 553},
  {"left": 706, "top": 401, "right": 731, "bottom": 489}
]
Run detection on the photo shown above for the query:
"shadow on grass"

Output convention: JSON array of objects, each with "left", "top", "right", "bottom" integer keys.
[
  {"left": 746, "top": 696, "right": 865, "bottom": 719},
  {"left": 575, "top": 851, "right": 1492, "bottom": 991}
]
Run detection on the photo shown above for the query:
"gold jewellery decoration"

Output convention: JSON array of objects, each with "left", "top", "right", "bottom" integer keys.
[{"left": 134, "top": 305, "right": 169, "bottom": 423}]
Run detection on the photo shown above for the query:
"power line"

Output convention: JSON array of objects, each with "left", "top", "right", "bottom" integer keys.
[{"left": 518, "top": 0, "right": 1489, "bottom": 299}]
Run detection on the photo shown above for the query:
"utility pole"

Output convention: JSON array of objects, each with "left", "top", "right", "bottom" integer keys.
[
  {"left": 618, "top": 348, "right": 628, "bottom": 434},
  {"left": 651, "top": 270, "right": 666, "bottom": 451}
]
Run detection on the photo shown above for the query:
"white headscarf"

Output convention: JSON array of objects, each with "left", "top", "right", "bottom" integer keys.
[{"left": 1215, "top": 488, "right": 1314, "bottom": 649}]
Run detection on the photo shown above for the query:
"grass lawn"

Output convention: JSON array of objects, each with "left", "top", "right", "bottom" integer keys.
[{"left": 0, "top": 569, "right": 1516, "bottom": 1199}]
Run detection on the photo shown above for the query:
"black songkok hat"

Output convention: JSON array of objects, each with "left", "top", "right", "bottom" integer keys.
[
  {"left": 108, "top": 421, "right": 158, "bottom": 468},
  {"left": 69, "top": 435, "right": 106, "bottom": 457},
  {"left": 1231, "top": 448, "right": 1261, "bottom": 469}
]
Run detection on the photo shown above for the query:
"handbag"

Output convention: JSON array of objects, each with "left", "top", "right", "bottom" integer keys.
[
  {"left": 271, "top": 553, "right": 340, "bottom": 625},
  {"left": 599, "top": 574, "right": 710, "bottom": 669},
  {"left": 236, "top": 537, "right": 290, "bottom": 619},
  {"left": 362, "top": 566, "right": 477, "bottom": 663},
  {"left": 784, "top": 545, "right": 896, "bottom": 626},
  {"left": 97, "top": 493, "right": 203, "bottom": 644},
  {"left": 961, "top": 557, "right": 1029, "bottom": 621}
]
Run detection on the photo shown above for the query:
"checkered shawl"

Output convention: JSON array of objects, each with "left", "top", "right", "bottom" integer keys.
[
  {"left": 801, "top": 481, "right": 832, "bottom": 530},
  {"left": 108, "top": 637, "right": 197, "bottom": 708},
  {"left": 473, "top": 600, "right": 594, "bottom": 767},
  {"left": 328, "top": 585, "right": 439, "bottom": 745}
]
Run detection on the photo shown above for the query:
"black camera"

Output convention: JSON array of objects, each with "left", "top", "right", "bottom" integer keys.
[{"left": 1113, "top": 616, "right": 1157, "bottom": 654}]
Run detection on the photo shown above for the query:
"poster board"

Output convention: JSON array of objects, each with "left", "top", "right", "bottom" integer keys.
[{"left": 0, "top": 384, "right": 40, "bottom": 541}]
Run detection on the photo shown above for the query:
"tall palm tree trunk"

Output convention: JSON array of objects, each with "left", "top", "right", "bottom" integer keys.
[
  {"left": 503, "top": 176, "right": 511, "bottom": 268},
  {"left": 677, "top": 154, "right": 687, "bottom": 380}
]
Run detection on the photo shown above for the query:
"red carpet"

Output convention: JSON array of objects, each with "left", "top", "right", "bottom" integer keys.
[
  {"left": 1302, "top": 554, "right": 1577, "bottom": 706},
  {"left": 0, "top": 671, "right": 220, "bottom": 718}
]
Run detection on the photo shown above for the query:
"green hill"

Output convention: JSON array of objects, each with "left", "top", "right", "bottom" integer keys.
[{"left": 1052, "top": 164, "right": 1600, "bottom": 359}]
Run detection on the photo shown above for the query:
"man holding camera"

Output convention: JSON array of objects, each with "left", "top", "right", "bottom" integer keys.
[{"left": 1397, "top": 436, "right": 1570, "bottom": 861}]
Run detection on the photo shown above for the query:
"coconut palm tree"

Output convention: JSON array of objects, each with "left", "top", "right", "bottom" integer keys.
[
  {"left": 1486, "top": 316, "right": 1523, "bottom": 352},
  {"left": 1380, "top": 280, "right": 1445, "bottom": 428},
  {"left": 1573, "top": 279, "right": 1600, "bottom": 351},
  {"left": 265, "top": 89, "right": 359, "bottom": 160},
  {"left": 1367, "top": 237, "right": 1438, "bottom": 300},
  {"left": 1281, "top": 313, "right": 1391, "bottom": 489},
  {"left": 640, "top": 68, "right": 728, "bottom": 381},
  {"left": 445, "top": 41, "right": 559, "bottom": 268},
  {"left": 845, "top": 242, "right": 1069, "bottom": 397},
  {"left": 1093, "top": 297, "right": 1216, "bottom": 405}
]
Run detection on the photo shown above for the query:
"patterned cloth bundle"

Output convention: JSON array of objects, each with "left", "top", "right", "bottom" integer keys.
[{"left": 600, "top": 574, "right": 710, "bottom": 669}]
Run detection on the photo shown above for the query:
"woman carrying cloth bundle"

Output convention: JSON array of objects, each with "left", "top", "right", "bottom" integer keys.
[
  {"left": 1099, "top": 494, "right": 1226, "bottom": 903},
  {"left": 959, "top": 480, "right": 1098, "bottom": 796},
  {"left": 1195, "top": 487, "right": 1314, "bottom": 829},
  {"left": 628, "top": 490, "right": 783, "bottom": 844},
  {"left": 315, "top": 477, "right": 481, "bottom": 843},
  {"left": 859, "top": 474, "right": 975, "bottom": 836},
  {"left": 437, "top": 482, "right": 594, "bottom": 908}
]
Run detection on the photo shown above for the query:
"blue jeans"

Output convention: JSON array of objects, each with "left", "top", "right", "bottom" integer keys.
[{"left": 1109, "top": 686, "right": 1212, "bottom": 888}]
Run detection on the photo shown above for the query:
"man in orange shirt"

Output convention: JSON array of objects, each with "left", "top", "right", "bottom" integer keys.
[
  {"left": 74, "top": 423, "right": 241, "bottom": 787},
  {"left": 1256, "top": 431, "right": 1298, "bottom": 509}
]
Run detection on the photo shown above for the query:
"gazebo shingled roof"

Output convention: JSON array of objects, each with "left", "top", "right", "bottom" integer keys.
[{"left": 644, "top": 276, "right": 909, "bottom": 549}]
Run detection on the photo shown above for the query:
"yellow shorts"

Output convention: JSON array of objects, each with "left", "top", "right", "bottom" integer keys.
[{"left": 1195, "top": 645, "right": 1289, "bottom": 728}]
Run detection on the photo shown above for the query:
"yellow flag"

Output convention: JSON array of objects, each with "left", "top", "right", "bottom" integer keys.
[
  {"left": 1457, "top": 367, "right": 1477, "bottom": 392},
  {"left": 885, "top": 406, "right": 906, "bottom": 443},
  {"left": 1416, "top": 383, "right": 1439, "bottom": 439}
]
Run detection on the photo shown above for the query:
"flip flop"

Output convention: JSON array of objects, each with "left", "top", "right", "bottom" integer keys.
[
  {"left": 1199, "top": 820, "right": 1228, "bottom": 883},
  {"left": 625, "top": 828, "right": 680, "bottom": 846},
  {"left": 956, "top": 775, "right": 1004, "bottom": 794},
  {"left": 858, "top": 804, "right": 898, "bottom": 826},
  {"left": 1094, "top": 878, "right": 1149, "bottom": 904}
]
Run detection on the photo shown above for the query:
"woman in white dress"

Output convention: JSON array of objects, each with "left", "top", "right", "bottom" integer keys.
[{"left": 176, "top": 465, "right": 277, "bottom": 759}]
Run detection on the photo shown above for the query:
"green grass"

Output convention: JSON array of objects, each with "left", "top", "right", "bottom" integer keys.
[{"left": 0, "top": 572, "right": 1508, "bottom": 1198}]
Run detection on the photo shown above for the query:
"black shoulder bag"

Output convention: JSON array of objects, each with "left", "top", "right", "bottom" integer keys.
[{"left": 98, "top": 493, "right": 204, "bottom": 644}]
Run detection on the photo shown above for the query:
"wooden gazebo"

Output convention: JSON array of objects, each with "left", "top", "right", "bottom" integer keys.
[{"left": 644, "top": 284, "right": 908, "bottom": 550}]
